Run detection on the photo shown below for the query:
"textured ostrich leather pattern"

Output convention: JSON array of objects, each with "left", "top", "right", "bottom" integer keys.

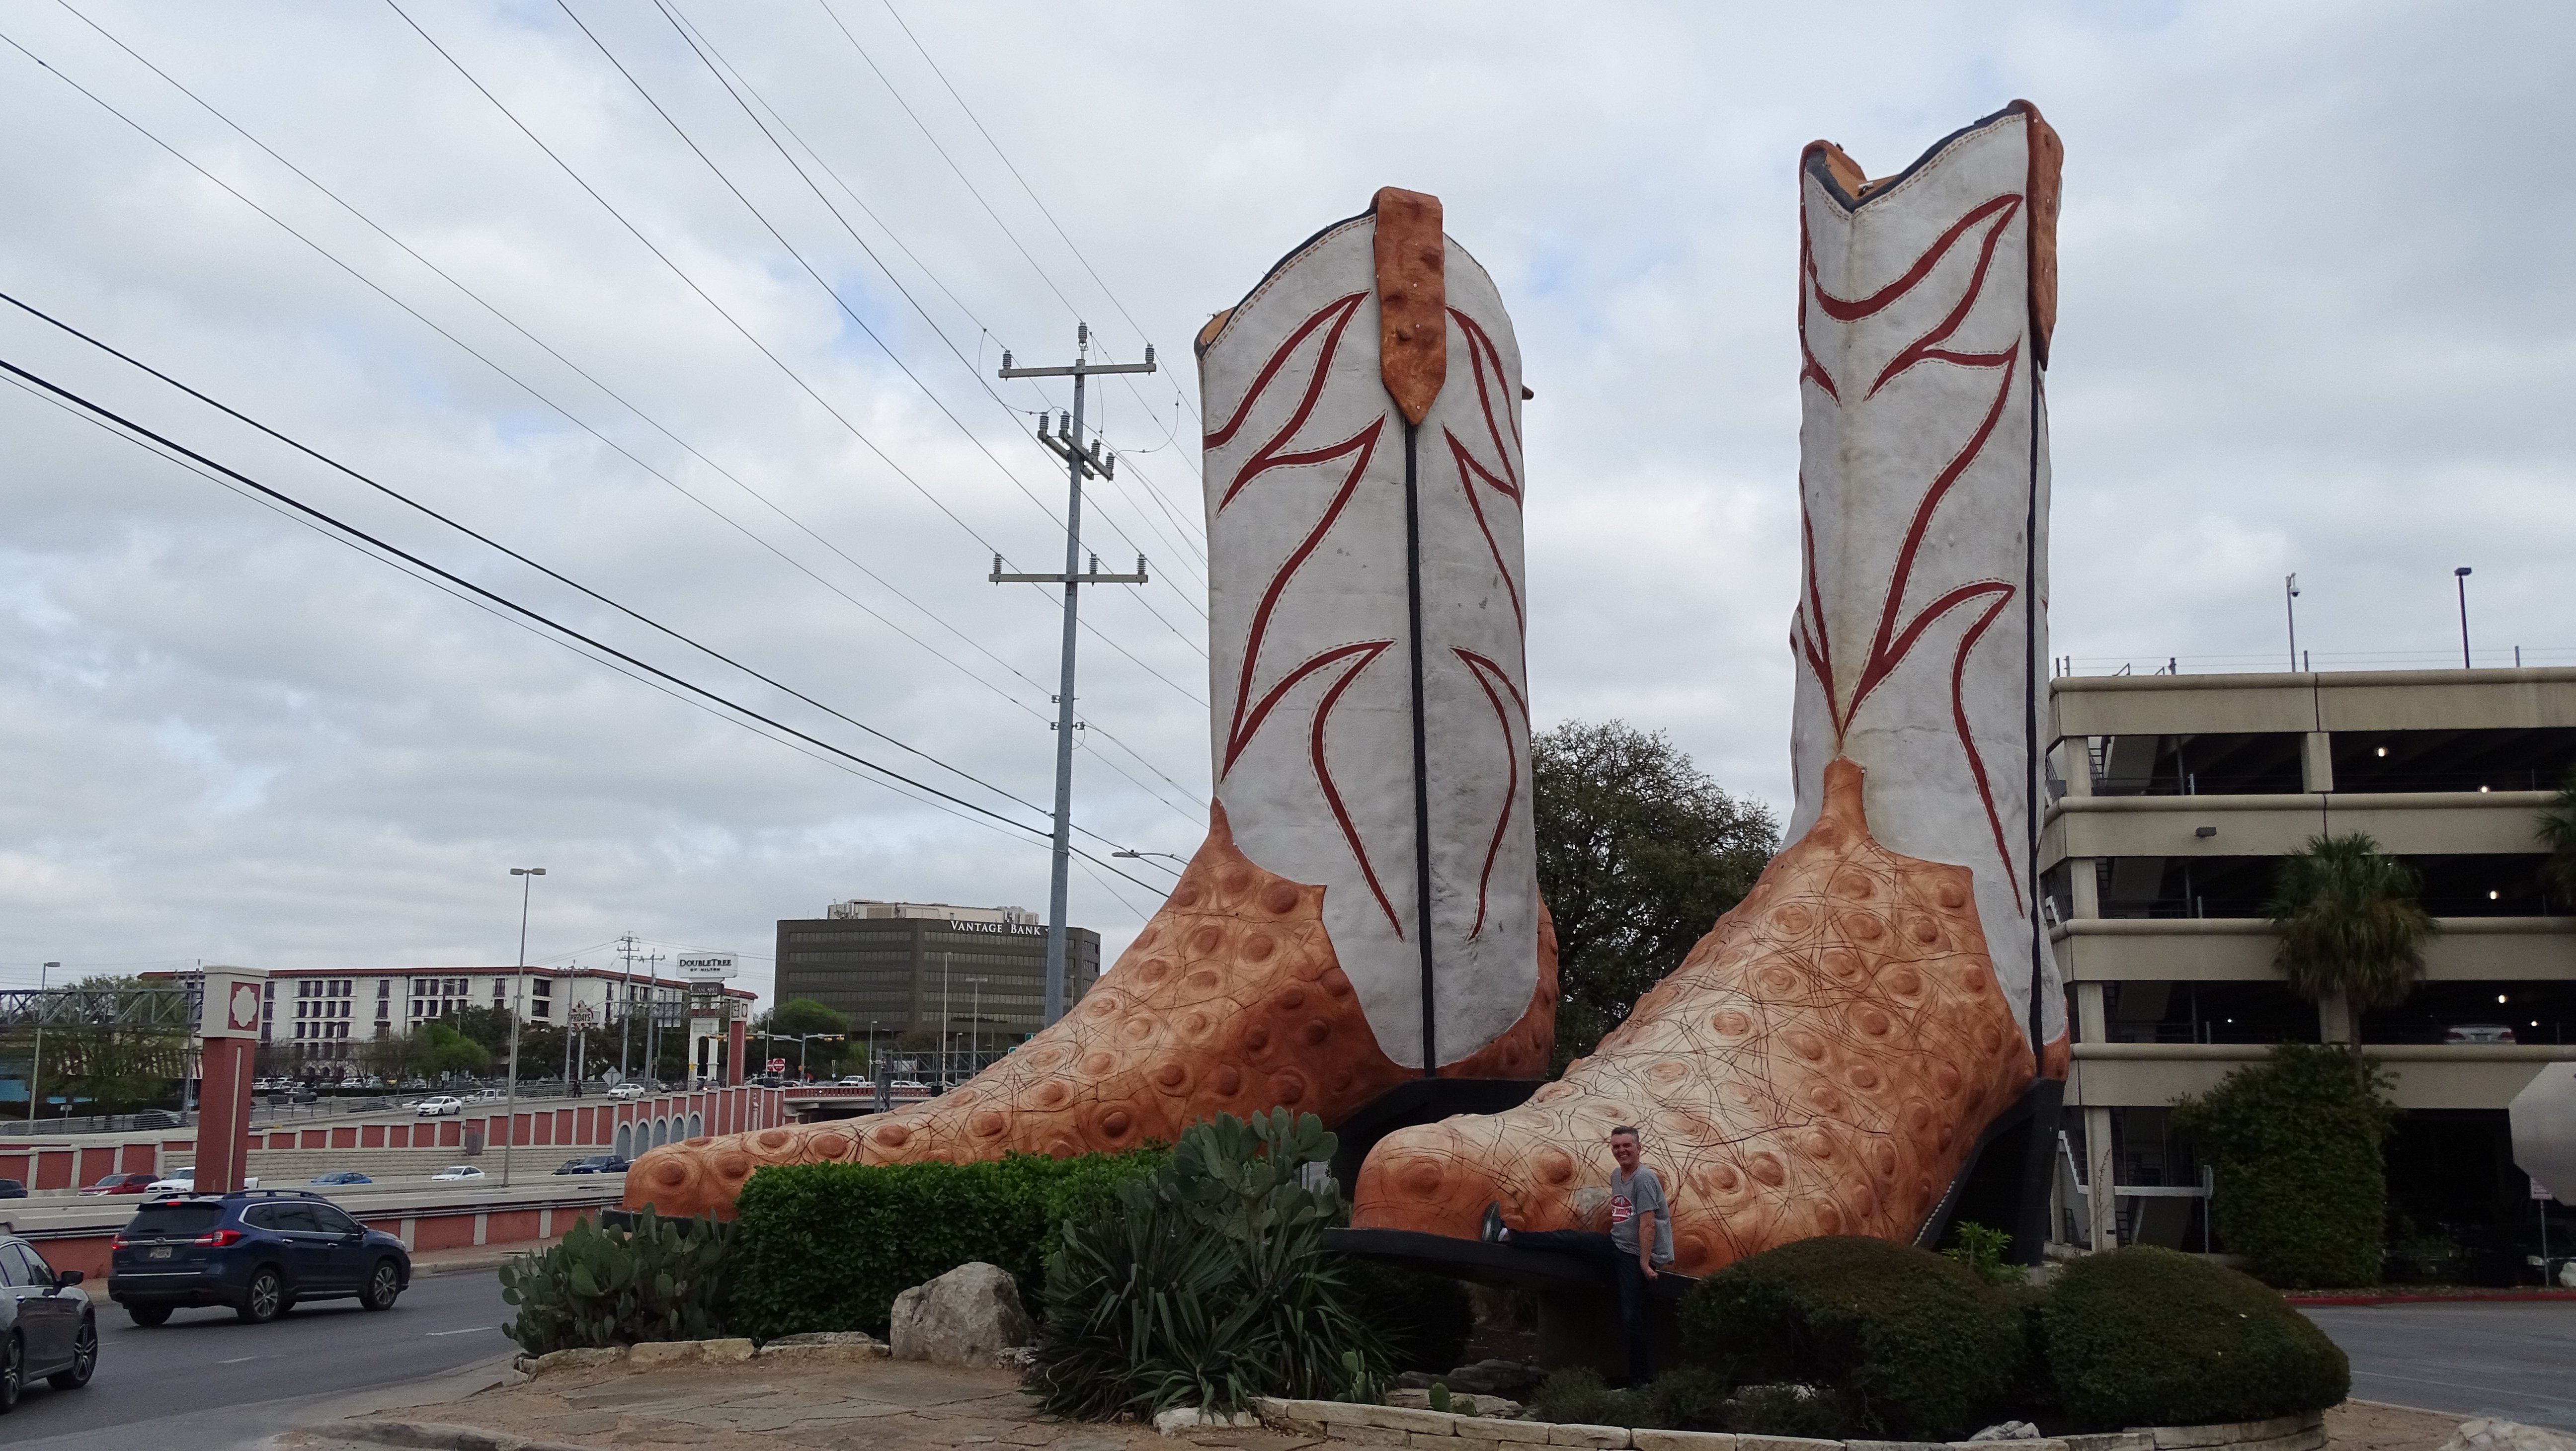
[
  {"left": 1350, "top": 759, "right": 2033, "bottom": 1274},
  {"left": 624, "top": 804, "right": 1557, "bottom": 1219}
]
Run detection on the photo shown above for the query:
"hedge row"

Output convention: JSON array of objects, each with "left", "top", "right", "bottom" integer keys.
[
  {"left": 1666, "top": 1238, "right": 2347, "bottom": 1439},
  {"left": 727, "top": 1147, "right": 1163, "bottom": 1341}
]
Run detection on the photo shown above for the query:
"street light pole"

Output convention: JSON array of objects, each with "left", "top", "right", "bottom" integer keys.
[
  {"left": 26, "top": 961, "right": 56, "bottom": 1126},
  {"left": 2284, "top": 573, "right": 2300, "bottom": 672},
  {"left": 503, "top": 867, "right": 545, "bottom": 1187},
  {"left": 2454, "top": 566, "right": 2474, "bottom": 669}
]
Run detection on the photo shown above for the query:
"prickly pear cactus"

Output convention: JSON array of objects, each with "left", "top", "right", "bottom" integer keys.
[{"left": 498, "top": 1207, "right": 735, "bottom": 1353}]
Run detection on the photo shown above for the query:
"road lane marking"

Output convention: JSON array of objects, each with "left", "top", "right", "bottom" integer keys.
[
  {"left": 218, "top": 1354, "right": 269, "bottom": 1364},
  {"left": 426, "top": 1325, "right": 500, "bottom": 1336}
]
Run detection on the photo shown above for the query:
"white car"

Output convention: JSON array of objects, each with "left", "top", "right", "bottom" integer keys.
[
  {"left": 413, "top": 1096, "right": 465, "bottom": 1117},
  {"left": 889, "top": 1080, "right": 930, "bottom": 1092},
  {"left": 608, "top": 1083, "right": 647, "bottom": 1100},
  {"left": 468, "top": 1088, "right": 509, "bottom": 1102},
  {"left": 430, "top": 1165, "right": 486, "bottom": 1182},
  {"left": 146, "top": 1175, "right": 193, "bottom": 1194}
]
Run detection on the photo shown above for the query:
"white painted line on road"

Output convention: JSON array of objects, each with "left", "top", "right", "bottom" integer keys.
[
  {"left": 218, "top": 1354, "right": 269, "bottom": 1364},
  {"left": 426, "top": 1325, "right": 500, "bottom": 1336}
]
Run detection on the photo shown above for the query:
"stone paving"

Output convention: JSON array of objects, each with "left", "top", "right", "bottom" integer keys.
[
  {"left": 285, "top": 1356, "right": 1324, "bottom": 1451},
  {"left": 277, "top": 1357, "right": 2470, "bottom": 1451}
]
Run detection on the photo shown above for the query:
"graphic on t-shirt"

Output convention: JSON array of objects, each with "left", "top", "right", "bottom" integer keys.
[{"left": 1610, "top": 1194, "right": 1634, "bottom": 1224}]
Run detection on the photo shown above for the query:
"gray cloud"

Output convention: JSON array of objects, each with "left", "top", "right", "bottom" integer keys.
[{"left": 2, "top": 1, "right": 2569, "bottom": 1002}]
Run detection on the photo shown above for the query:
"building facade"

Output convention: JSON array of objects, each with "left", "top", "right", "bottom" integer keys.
[
  {"left": 774, "top": 900, "right": 1100, "bottom": 1051},
  {"left": 2043, "top": 667, "right": 2576, "bottom": 1250},
  {"left": 141, "top": 965, "right": 754, "bottom": 1071}
]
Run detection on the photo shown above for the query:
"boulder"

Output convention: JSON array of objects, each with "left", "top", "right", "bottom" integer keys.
[{"left": 888, "top": 1261, "right": 1036, "bottom": 1367}]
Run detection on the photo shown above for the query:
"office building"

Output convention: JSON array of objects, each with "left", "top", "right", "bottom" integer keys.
[{"left": 774, "top": 899, "right": 1100, "bottom": 1050}]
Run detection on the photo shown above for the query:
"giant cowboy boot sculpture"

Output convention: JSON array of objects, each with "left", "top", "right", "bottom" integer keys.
[
  {"left": 627, "top": 189, "right": 1555, "bottom": 1218},
  {"left": 1350, "top": 104, "right": 2072, "bottom": 1275}
]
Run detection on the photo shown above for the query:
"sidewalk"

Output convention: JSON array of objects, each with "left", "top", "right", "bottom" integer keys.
[
  {"left": 279, "top": 1355, "right": 1317, "bottom": 1451},
  {"left": 272, "top": 1354, "right": 2473, "bottom": 1451}
]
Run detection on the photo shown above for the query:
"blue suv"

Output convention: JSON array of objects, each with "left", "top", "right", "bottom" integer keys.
[{"left": 108, "top": 1191, "right": 410, "bottom": 1326}]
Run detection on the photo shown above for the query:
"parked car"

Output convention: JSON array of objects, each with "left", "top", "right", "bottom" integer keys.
[
  {"left": 0, "top": 1181, "right": 25, "bottom": 1201},
  {"left": 607, "top": 1083, "right": 646, "bottom": 1100},
  {"left": 429, "top": 1166, "right": 485, "bottom": 1183},
  {"left": 2445, "top": 1023, "right": 2518, "bottom": 1044},
  {"left": 552, "top": 1155, "right": 630, "bottom": 1176},
  {"left": 129, "top": 1111, "right": 182, "bottom": 1129},
  {"left": 0, "top": 1230, "right": 97, "bottom": 1411},
  {"left": 146, "top": 1175, "right": 193, "bottom": 1195},
  {"left": 412, "top": 1096, "right": 464, "bottom": 1118},
  {"left": 107, "top": 1190, "right": 409, "bottom": 1327},
  {"left": 467, "top": 1089, "right": 508, "bottom": 1103},
  {"left": 306, "top": 1172, "right": 373, "bottom": 1187},
  {"left": 80, "top": 1174, "right": 160, "bottom": 1198}
]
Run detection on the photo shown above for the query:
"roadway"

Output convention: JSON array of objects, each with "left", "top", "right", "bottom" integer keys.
[
  {"left": 8, "top": 1266, "right": 514, "bottom": 1451},
  {"left": 2309, "top": 1301, "right": 2576, "bottom": 1429}
]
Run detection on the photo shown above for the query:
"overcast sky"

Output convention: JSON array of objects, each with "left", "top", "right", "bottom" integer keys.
[{"left": 3, "top": 1, "right": 2570, "bottom": 1005}]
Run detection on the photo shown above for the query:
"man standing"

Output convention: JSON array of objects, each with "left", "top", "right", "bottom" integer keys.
[{"left": 1481, "top": 1126, "right": 1673, "bottom": 1384}]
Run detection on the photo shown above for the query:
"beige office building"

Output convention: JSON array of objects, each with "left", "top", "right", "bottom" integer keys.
[{"left": 2044, "top": 667, "right": 2575, "bottom": 1253}]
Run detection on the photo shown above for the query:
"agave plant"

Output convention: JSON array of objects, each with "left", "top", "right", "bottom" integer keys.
[
  {"left": 498, "top": 1207, "right": 735, "bottom": 1354},
  {"left": 1027, "top": 1109, "right": 1385, "bottom": 1419}
]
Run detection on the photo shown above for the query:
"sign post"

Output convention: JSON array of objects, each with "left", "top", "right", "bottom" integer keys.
[
  {"left": 194, "top": 965, "right": 268, "bottom": 1194},
  {"left": 676, "top": 954, "right": 739, "bottom": 1088}
]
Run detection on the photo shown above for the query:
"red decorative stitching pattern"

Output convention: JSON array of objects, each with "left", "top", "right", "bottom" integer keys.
[
  {"left": 1221, "top": 420, "right": 1387, "bottom": 775},
  {"left": 1453, "top": 647, "right": 1529, "bottom": 938},
  {"left": 1206, "top": 292, "right": 1365, "bottom": 453},
  {"left": 1308, "top": 641, "right": 1404, "bottom": 935}
]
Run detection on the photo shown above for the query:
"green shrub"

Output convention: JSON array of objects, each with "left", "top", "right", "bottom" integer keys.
[
  {"left": 2172, "top": 1043, "right": 2399, "bottom": 1288},
  {"left": 1675, "top": 1235, "right": 2024, "bottom": 1439},
  {"left": 499, "top": 1208, "right": 733, "bottom": 1353},
  {"left": 1641, "top": 1364, "right": 1734, "bottom": 1431},
  {"left": 1941, "top": 1220, "right": 2027, "bottom": 1289},
  {"left": 729, "top": 1146, "right": 1162, "bottom": 1340},
  {"left": 2037, "top": 1245, "right": 2349, "bottom": 1430},
  {"left": 1530, "top": 1367, "right": 1642, "bottom": 1427},
  {"left": 1028, "top": 1110, "right": 1383, "bottom": 1418},
  {"left": 1336, "top": 1259, "right": 1474, "bottom": 1374}
]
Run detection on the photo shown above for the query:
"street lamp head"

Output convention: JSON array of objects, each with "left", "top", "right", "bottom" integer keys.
[
  {"left": 2455, "top": 566, "right": 2472, "bottom": 577},
  {"left": 512, "top": 867, "right": 547, "bottom": 877}
]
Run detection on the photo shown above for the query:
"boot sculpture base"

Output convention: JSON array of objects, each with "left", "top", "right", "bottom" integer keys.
[
  {"left": 1349, "top": 758, "right": 2032, "bottom": 1276},
  {"left": 624, "top": 803, "right": 1556, "bottom": 1219}
]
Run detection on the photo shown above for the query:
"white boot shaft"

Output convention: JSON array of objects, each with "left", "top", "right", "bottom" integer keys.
[
  {"left": 1198, "top": 190, "right": 1536, "bottom": 1070},
  {"left": 1789, "top": 104, "right": 2069, "bottom": 1053}
]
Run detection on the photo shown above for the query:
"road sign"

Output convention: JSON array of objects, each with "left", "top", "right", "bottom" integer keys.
[
  {"left": 568, "top": 1003, "right": 596, "bottom": 1029},
  {"left": 766, "top": 1058, "right": 788, "bottom": 1073}
]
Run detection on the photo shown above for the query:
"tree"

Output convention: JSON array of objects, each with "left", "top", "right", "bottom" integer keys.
[
  {"left": 2172, "top": 1043, "right": 2398, "bottom": 1288},
  {"left": 2539, "top": 765, "right": 2576, "bottom": 912},
  {"left": 2265, "top": 832, "right": 2436, "bottom": 1068},
  {"left": 1532, "top": 719, "right": 1779, "bottom": 1067},
  {"left": 767, "top": 999, "right": 849, "bottom": 1038}
]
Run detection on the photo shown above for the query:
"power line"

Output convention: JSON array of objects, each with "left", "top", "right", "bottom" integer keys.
[
  {"left": 813, "top": 0, "right": 1210, "bottom": 530},
  {"left": 384, "top": 0, "right": 1209, "bottom": 714},
  {"left": 18, "top": 9, "right": 1209, "bottom": 825},
  {"left": 5, "top": 14, "right": 1063, "bottom": 714},
  {"left": 659, "top": 1, "right": 1211, "bottom": 587},
  {"left": 564, "top": 0, "right": 1211, "bottom": 653},
  {"left": 0, "top": 348, "right": 1170, "bottom": 895}
]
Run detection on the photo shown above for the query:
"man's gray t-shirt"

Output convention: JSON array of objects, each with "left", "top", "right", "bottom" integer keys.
[{"left": 1610, "top": 1166, "right": 1674, "bottom": 1265}]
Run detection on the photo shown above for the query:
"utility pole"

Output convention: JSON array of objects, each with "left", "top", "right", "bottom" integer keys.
[
  {"left": 27, "top": 961, "right": 56, "bottom": 1126},
  {"left": 503, "top": 867, "right": 545, "bottom": 1188},
  {"left": 2454, "top": 566, "right": 2474, "bottom": 669},
  {"left": 616, "top": 933, "right": 638, "bottom": 1083},
  {"left": 642, "top": 953, "right": 664, "bottom": 1087},
  {"left": 995, "top": 324, "right": 1156, "bottom": 1026}
]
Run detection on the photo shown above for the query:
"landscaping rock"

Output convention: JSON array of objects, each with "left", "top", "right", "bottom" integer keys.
[
  {"left": 888, "top": 1260, "right": 1037, "bottom": 1367},
  {"left": 528, "top": 1346, "right": 625, "bottom": 1373},
  {"left": 763, "top": 1330, "right": 884, "bottom": 1349},
  {"left": 1973, "top": 1425, "right": 2043, "bottom": 1442},
  {"left": 626, "top": 1340, "right": 701, "bottom": 1367},
  {"left": 1387, "top": 1386, "right": 1525, "bottom": 1417},
  {"left": 2440, "top": 1421, "right": 2576, "bottom": 1451}
]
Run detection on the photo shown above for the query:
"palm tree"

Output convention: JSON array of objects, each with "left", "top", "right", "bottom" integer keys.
[
  {"left": 2538, "top": 765, "right": 2576, "bottom": 914},
  {"left": 2267, "top": 833, "right": 2435, "bottom": 1071}
]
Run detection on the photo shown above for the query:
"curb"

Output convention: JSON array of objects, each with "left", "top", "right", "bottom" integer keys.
[
  {"left": 2285, "top": 1290, "right": 2576, "bottom": 1306},
  {"left": 332, "top": 1419, "right": 607, "bottom": 1451}
]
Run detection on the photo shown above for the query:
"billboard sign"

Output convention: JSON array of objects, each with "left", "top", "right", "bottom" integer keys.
[{"left": 677, "top": 953, "right": 737, "bottom": 982}]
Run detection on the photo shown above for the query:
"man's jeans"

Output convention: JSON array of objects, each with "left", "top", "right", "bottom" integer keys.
[{"left": 1506, "top": 1229, "right": 1654, "bottom": 1383}]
